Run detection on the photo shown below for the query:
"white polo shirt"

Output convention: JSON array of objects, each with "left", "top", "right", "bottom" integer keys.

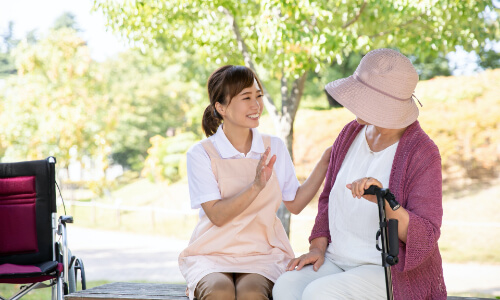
[{"left": 186, "top": 125, "right": 300, "bottom": 217}]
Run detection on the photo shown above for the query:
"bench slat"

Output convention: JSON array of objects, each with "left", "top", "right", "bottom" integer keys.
[{"left": 65, "top": 282, "right": 188, "bottom": 300}]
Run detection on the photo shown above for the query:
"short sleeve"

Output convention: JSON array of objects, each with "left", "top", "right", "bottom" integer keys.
[
  {"left": 186, "top": 143, "right": 222, "bottom": 209},
  {"left": 271, "top": 137, "right": 300, "bottom": 201}
]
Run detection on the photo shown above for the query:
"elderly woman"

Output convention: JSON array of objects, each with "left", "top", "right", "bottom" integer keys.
[{"left": 273, "top": 48, "right": 447, "bottom": 299}]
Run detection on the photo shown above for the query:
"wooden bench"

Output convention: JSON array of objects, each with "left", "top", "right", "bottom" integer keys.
[
  {"left": 65, "top": 282, "right": 188, "bottom": 300},
  {"left": 64, "top": 282, "right": 492, "bottom": 300}
]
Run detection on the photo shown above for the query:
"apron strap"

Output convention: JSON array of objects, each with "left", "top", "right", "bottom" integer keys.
[{"left": 201, "top": 139, "right": 219, "bottom": 181}]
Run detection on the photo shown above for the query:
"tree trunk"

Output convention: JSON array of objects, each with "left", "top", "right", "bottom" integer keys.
[
  {"left": 224, "top": 7, "right": 307, "bottom": 236},
  {"left": 275, "top": 73, "right": 307, "bottom": 236}
]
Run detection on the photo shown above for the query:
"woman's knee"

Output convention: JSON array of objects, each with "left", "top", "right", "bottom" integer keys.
[
  {"left": 301, "top": 280, "right": 326, "bottom": 300},
  {"left": 272, "top": 271, "right": 304, "bottom": 300},
  {"left": 195, "top": 273, "right": 235, "bottom": 300},
  {"left": 237, "top": 289, "right": 269, "bottom": 300},
  {"left": 210, "top": 281, "right": 234, "bottom": 300},
  {"left": 235, "top": 273, "right": 272, "bottom": 300}
]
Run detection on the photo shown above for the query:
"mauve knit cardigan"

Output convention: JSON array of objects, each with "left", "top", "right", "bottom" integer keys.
[{"left": 310, "top": 120, "right": 447, "bottom": 299}]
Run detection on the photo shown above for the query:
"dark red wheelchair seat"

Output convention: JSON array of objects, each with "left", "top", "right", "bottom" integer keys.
[{"left": 0, "top": 262, "right": 62, "bottom": 284}]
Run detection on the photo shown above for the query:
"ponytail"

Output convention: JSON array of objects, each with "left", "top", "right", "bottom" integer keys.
[{"left": 202, "top": 105, "right": 222, "bottom": 137}]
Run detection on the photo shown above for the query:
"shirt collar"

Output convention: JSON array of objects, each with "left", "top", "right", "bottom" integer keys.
[{"left": 213, "top": 124, "right": 265, "bottom": 158}]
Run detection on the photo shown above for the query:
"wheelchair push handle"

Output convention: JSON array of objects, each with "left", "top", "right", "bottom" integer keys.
[{"left": 59, "top": 215, "right": 74, "bottom": 224}]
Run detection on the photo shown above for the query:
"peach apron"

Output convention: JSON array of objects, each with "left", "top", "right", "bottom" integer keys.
[{"left": 178, "top": 135, "right": 294, "bottom": 300}]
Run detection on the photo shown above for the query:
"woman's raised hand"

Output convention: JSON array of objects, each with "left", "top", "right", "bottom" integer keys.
[
  {"left": 346, "top": 177, "right": 382, "bottom": 204},
  {"left": 254, "top": 147, "right": 276, "bottom": 191}
]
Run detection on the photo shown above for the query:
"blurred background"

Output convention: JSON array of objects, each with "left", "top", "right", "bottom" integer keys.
[{"left": 1, "top": 0, "right": 499, "bottom": 298}]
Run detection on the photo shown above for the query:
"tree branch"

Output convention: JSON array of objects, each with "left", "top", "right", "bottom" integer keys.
[
  {"left": 221, "top": 6, "right": 279, "bottom": 124},
  {"left": 342, "top": 1, "right": 367, "bottom": 29}
]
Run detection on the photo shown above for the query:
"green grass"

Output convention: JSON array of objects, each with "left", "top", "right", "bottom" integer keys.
[
  {"left": 0, "top": 281, "right": 111, "bottom": 300},
  {"left": 62, "top": 178, "right": 198, "bottom": 240},
  {"left": 69, "top": 205, "right": 199, "bottom": 240}
]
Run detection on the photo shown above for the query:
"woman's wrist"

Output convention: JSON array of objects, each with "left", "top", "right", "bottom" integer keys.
[{"left": 309, "top": 236, "right": 328, "bottom": 254}]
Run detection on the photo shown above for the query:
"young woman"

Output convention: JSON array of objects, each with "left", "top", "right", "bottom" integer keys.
[{"left": 178, "top": 65, "right": 331, "bottom": 300}]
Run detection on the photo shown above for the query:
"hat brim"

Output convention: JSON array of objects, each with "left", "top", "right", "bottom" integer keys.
[{"left": 325, "top": 75, "right": 419, "bottom": 129}]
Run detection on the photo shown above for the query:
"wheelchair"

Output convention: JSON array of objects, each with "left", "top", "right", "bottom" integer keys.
[{"left": 0, "top": 157, "right": 86, "bottom": 300}]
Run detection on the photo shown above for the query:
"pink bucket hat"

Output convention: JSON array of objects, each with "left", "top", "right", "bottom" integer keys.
[{"left": 325, "top": 48, "right": 420, "bottom": 129}]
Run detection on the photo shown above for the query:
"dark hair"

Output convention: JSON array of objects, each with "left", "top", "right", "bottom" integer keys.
[{"left": 202, "top": 65, "right": 263, "bottom": 137}]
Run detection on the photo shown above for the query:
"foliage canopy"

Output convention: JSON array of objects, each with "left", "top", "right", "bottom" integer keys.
[
  {"left": 96, "top": 0, "right": 499, "bottom": 233},
  {"left": 96, "top": 0, "right": 500, "bottom": 145}
]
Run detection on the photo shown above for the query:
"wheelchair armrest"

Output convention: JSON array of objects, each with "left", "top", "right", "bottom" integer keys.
[{"left": 59, "top": 215, "right": 74, "bottom": 224}]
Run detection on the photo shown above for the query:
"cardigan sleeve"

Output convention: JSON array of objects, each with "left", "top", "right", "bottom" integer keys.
[{"left": 398, "top": 148, "right": 443, "bottom": 272}]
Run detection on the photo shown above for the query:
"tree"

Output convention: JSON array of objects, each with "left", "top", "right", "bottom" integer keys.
[
  {"left": 52, "top": 12, "right": 80, "bottom": 31},
  {"left": 0, "top": 28, "right": 110, "bottom": 169},
  {"left": 410, "top": 54, "right": 451, "bottom": 80},
  {"left": 0, "top": 21, "right": 18, "bottom": 78},
  {"left": 99, "top": 50, "right": 204, "bottom": 170},
  {"left": 478, "top": 47, "right": 500, "bottom": 70},
  {"left": 95, "top": 0, "right": 499, "bottom": 234},
  {"left": 142, "top": 132, "right": 199, "bottom": 183}
]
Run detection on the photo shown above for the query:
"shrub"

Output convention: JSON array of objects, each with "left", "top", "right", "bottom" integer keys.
[{"left": 142, "top": 132, "right": 198, "bottom": 183}]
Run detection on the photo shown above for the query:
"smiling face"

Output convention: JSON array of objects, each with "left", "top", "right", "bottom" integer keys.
[{"left": 216, "top": 79, "right": 264, "bottom": 130}]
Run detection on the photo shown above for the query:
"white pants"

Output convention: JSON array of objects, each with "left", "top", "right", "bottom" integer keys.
[{"left": 272, "top": 258, "right": 386, "bottom": 300}]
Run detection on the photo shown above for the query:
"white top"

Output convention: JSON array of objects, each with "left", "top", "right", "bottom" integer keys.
[
  {"left": 186, "top": 125, "right": 300, "bottom": 217},
  {"left": 326, "top": 126, "right": 398, "bottom": 266}
]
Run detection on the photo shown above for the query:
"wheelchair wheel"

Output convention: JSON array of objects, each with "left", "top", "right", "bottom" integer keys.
[{"left": 74, "top": 258, "right": 87, "bottom": 290}]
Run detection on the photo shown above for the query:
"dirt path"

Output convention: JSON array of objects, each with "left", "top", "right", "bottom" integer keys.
[{"left": 68, "top": 226, "right": 187, "bottom": 283}]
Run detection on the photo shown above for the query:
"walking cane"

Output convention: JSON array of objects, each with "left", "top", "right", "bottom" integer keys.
[{"left": 364, "top": 186, "right": 400, "bottom": 300}]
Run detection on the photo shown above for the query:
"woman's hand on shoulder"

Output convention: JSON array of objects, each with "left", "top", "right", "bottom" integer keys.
[
  {"left": 286, "top": 248, "right": 325, "bottom": 272},
  {"left": 346, "top": 177, "right": 382, "bottom": 204},
  {"left": 254, "top": 147, "right": 276, "bottom": 191}
]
